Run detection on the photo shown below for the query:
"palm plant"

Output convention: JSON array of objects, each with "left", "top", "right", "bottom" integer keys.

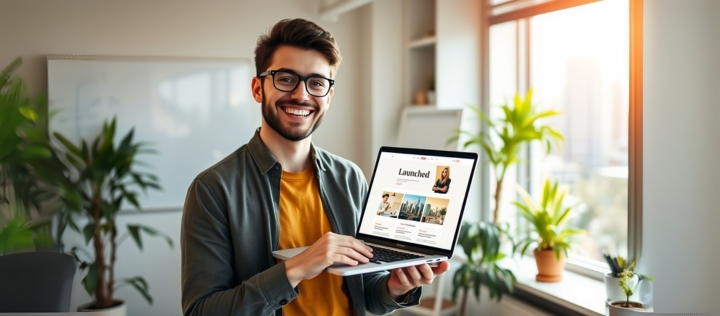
[
  {"left": 452, "top": 89, "right": 564, "bottom": 223},
  {"left": 0, "top": 57, "right": 66, "bottom": 254},
  {"left": 448, "top": 89, "right": 564, "bottom": 307},
  {"left": 55, "top": 117, "right": 172, "bottom": 309},
  {"left": 513, "top": 178, "right": 585, "bottom": 260},
  {"left": 451, "top": 222, "right": 516, "bottom": 315}
]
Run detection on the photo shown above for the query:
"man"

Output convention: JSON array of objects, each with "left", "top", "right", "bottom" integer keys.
[
  {"left": 181, "top": 18, "right": 449, "bottom": 315},
  {"left": 377, "top": 193, "right": 390, "bottom": 215}
]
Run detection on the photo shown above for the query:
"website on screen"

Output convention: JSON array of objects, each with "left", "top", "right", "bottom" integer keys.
[{"left": 359, "top": 152, "right": 475, "bottom": 250}]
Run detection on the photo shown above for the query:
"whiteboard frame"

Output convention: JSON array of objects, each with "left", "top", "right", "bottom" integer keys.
[{"left": 47, "top": 54, "right": 247, "bottom": 64}]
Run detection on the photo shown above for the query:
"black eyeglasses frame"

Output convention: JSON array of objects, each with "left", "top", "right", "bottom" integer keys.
[{"left": 258, "top": 70, "right": 335, "bottom": 97}]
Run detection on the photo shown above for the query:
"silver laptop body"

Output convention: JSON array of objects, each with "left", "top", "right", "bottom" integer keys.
[{"left": 272, "top": 146, "right": 478, "bottom": 276}]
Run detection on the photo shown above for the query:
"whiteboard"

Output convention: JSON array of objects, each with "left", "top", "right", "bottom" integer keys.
[
  {"left": 48, "top": 56, "right": 259, "bottom": 211},
  {"left": 397, "top": 106, "right": 463, "bottom": 151}
]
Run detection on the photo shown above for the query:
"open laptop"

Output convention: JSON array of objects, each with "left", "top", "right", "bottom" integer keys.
[{"left": 272, "top": 146, "right": 478, "bottom": 276}]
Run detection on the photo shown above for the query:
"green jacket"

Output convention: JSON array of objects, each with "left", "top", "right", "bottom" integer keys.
[{"left": 181, "top": 130, "right": 422, "bottom": 315}]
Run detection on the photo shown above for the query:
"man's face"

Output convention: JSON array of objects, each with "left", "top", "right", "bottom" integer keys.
[
  {"left": 383, "top": 196, "right": 389, "bottom": 203},
  {"left": 252, "top": 45, "right": 334, "bottom": 142}
]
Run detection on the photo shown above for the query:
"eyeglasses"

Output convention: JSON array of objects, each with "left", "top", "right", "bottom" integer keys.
[{"left": 258, "top": 70, "right": 334, "bottom": 97}]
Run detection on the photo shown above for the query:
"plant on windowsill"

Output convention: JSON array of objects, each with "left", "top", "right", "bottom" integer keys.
[
  {"left": 608, "top": 268, "right": 655, "bottom": 314},
  {"left": 603, "top": 252, "right": 636, "bottom": 302},
  {"left": 55, "top": 117, "right": 173, "bottom": 313},
  {"left": 451, "top": 221, "right": 516, "bottom": 316},
  {"left": 513, "top": 178, "right": 585, "bottom": 282}
]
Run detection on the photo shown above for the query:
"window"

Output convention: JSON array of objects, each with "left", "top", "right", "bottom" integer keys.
[{"left": 487, "top": 0, "right": 632, "bottom": 271}]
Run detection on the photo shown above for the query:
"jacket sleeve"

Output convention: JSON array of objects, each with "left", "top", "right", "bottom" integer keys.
[
  {"left": 350, "top": 166, "right": 423, "bottom": 314},
  {"left": 363, "top": 271, "right": 422, "bottom": 314},
  {"left": 181, "top": 178, "right": 298, "bottom": 316}
]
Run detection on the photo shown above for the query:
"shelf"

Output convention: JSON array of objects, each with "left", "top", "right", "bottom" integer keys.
[
  {"left": 408, "top": 36, "right": 437, "bottom": 49},
  {"left": 408, "top": 104, "right": 437, "bottom": 109}
]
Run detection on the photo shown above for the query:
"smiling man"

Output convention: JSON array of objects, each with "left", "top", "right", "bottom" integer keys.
[{"left": 181, "top": 19, "right": 449, "bottom": 316}]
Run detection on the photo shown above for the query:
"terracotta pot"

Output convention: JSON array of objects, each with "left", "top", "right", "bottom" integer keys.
[
  {"left": 415, "top": 90, "right": 428, "bottom": 105},
  {"left": 78, "top": 300, "right": 127, "bottom": 316},
  {"left": 533, "top": 248, "right": 566, "bottom": 282}
]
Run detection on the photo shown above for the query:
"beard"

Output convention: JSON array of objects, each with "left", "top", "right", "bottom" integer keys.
[{"left": 261, "top": 86, "right": 325, "bottom": 142}]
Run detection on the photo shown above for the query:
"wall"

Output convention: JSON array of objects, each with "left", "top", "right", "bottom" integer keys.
[
  {"left": 368, "top": 0, "right": 404, "bottom": 173},
  {"left": 1, "top": 0, "right": 366, "bottom": 164},
  {"left": 1, "top": 1, "right": 369, "bottom": 315},
  {"left": 436, "top": 0, "right": 480, "bottom": 110},
  {"left": 437, "top": 0, "right": 483, "bottom": 223},
  {"left": 642, "top": 0, "right": 720, "bottom": 313}
]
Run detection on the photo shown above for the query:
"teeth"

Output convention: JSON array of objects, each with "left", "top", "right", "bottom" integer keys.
[{"left": 284, "top": 108, "right": 311, "bottom": 116}]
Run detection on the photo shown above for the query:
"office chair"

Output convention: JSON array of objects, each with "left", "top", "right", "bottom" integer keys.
[{"left": 0, "top": 251, "right": 76, "bottom": 312}]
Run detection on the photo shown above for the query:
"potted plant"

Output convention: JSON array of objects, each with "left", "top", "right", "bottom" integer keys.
[
  {"left": 513, "top": 178, "right": 585, "bottom": 282},
  {"left": 451, "top": 222, "right": 516, "bottom": 316},
  {"left": 448, "top": 89, "right": 565, "bottom": 307},
  {"left": 0, "top": 57, "right": 68, "bottom": 254},
  {"left": 451, "top": 89, "right": 564, "bottom": 223},
  {"left": 427, "top": 78, "right": 436, "bottom": 105},
  {"left": 603, "top": 253, "right": 636, "bottom": 302},
  {"left": 608, "top": 268, "right": 655, "bottom": 315},
  {"left": 54, "top": 118, "right": 172, "bottom": 314}
]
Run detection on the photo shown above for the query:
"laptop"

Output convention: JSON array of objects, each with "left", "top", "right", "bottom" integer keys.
[{"left": 272, "top": 146, "right": 478, "bottom": 276}]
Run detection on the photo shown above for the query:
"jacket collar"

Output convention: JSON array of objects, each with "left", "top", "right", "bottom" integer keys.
[{"left": 247, "top": 128, "right": 327, "bottom": 175}]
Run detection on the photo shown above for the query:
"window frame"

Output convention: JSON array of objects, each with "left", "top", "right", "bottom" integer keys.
[{"left": 480, "top": 0, "right": 644, "bottom": 279}]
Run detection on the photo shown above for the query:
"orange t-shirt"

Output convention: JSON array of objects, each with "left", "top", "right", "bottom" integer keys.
[{"left": 278, "top": 167, "right": 350, "bottom": 316}]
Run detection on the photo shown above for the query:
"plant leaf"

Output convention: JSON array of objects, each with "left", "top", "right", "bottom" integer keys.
[
  {"left": 127, "top": 224, "right": 174, "bottom": 250},
  {"left": 127, "top": 225, "right": 143, "bottom": 251},
  {"left": 116, "top": 276, "right": 153, "bottom": 305},
  {"left": 82, "top": 263, "right": 99, "bottom": 297},
  {"left": 82, "top": 223, "right": 96, "bottom": 246},
  {"left": 472, "top": 268, "right": 482, "bottom": 302}
]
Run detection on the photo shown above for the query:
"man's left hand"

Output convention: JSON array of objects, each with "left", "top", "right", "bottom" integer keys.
[{"left": 386, "top": 261, "right": 451, "bottom": 301}]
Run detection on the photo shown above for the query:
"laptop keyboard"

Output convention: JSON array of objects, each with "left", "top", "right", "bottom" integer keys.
[{"left": 367, "top": 246, "right": 423, "bottom": 264}]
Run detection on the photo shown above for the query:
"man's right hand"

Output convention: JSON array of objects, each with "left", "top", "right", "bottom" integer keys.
[{"left": 285, "top": 232, "right": 373, "bottom": 287}]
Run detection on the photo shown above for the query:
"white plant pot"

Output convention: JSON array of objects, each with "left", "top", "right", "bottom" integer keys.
[
  {"left": 604, "top": 273, "right": 628, "bottom": 302},
  {"left": 607, "top": 300, "right": 652, "bottom": 316},
  {"left": 78, "top": 300, "right": 127, "bottom": 316}
]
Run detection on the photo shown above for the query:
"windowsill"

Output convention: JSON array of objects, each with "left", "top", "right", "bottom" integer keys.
[
  {"left": 498, "top": 256, "right": 605, "bottom": 315},
  {"left": 452, "top": 255, "right": 606, "bottom": 316}
]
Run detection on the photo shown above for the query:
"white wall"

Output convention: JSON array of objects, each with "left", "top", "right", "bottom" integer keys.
[
  {"left": 436, "top": 0, "right": 480, "bottom": 110},
  {"left": 368, "top": 0, "right": 405, "bottom": 173},
  {"left": 437, "top": 0, "right": 483, "bottom": 223},
  {"left": 1, "top": 0, "right": 367, "bottom": 164},
  {"left": 642, "top": 0, "right": 720, "bottom": 313},
  {"left": 1, "top": 1, "right": 369, "bottom": 315}
]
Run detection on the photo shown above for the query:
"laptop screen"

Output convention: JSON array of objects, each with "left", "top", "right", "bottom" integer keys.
[{"left": 358, "top": 150, "right": 476, "bottom": 251}]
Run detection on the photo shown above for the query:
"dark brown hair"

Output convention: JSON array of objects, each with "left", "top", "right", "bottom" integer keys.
[{"left": 254, "top": 19, "right": 342, "bottom": 77}]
